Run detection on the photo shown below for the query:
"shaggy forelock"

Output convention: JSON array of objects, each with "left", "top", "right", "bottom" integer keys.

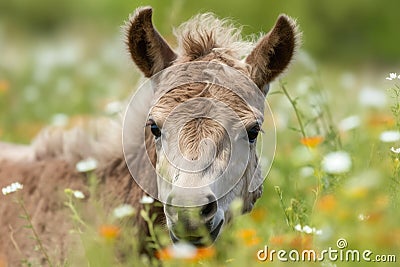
[{"left": 173, "top": 13, "right": 254, "bottom": 61}]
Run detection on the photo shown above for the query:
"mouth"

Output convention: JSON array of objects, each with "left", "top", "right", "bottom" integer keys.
[{"left": 169, "top": 218, "right": 224, "bottom": 247}]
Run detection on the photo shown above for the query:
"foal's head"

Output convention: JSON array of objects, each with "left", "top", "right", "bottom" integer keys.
[{"left": 125, "top": 6, "right": 300, "bottom": 246}]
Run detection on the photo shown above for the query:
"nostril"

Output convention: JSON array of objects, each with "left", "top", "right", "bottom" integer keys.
[{"left": 200, "top": 197, "right": 217, "bottom": 221}]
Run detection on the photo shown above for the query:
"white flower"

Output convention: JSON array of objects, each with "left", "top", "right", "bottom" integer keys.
[
  {"left": 51, "top": 113, "right": 69, "bottom": 127},
  {"left": 380, "top": 131, "right": 400, "bottom": 143},
  {"left": 299, "top": 166, "right": 314, "bottom": 178},
  {"left": 105, "top": 101, "right": 123, "bottom": 115},
  {"left": 140, "top": 195, "right": 154, "bottom": 204},
  {"left": 338, "top": 115, "right": 361, "bottom": 132},
  {"left": 76, "top": 158, "right": 98, "bottom": 172},
  {"left": 2, "top": 182, "right": 23, "bottom": 195},
  {"left": 303, "top": 225, "right": 313, "bottom": 234},
  {"left": 358, "top": 87, "right": 387, "bottom": 108},
  {"left": 340, "top": 72, "right": 356, "bottom": 89},
  {"left": 322, "top": 151, "right": 352, "bottom": 174},
  {"left": 113, "top": 204, "right": 135, "bottom": 218},
  {"left": 358, "top": 213, "right": 370, "bottom": 221},
  {"left": 170, "top": 242, "right": 197, "bottom": 259},
  {"left": 294, "top": 224, "right": 323, "bottom": 235},
  {"left": 386, "top": 72, "right": 398, "bottom": 81},
  {"left": 73, "top": 190, "right": 85, "bottom": 199},
  {"left": 391, "top": 147, "right": 400, "bottom": 154}
]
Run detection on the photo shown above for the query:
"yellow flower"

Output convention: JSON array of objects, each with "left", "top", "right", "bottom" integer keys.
[
  {"left": 99, "top": 224, "right": 120, "bottom": 239},
  {"left": 300, "top": 136, "right": 323, "bottom": 148}
]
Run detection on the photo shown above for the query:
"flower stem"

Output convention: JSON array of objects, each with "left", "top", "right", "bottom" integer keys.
[
  {"left": 280, "top": 81, "right": 307, "bottom": 139},
  {"left": 17, "top": 197, "right": 54, "bottom": 267}
]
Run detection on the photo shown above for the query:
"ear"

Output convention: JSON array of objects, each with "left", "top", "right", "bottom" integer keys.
[
  {"left": 125, "top": 7, "right": 177, "bottom": 77},
  {"left": 245, "top": 14, "right": 300, "bottom": 93}
]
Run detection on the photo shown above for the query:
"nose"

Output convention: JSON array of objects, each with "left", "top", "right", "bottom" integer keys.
[
  {"left": 165, "top": 189, "right": 218, "bottom": 223},
  {"left": 199, "top": 195, "right": 218, "bottom": 222}
]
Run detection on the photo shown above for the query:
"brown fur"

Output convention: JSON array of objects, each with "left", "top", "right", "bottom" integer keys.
[{"left": 0, "top": 6, "right": 300, "bottom": 266}]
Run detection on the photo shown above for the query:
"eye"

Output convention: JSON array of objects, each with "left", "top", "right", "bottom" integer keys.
[
  {"left": 147, "top": 119, "right": 161, "bottom": 138},
  {"left": 247, "top": 124, "right": 260, "bottom": 143}
]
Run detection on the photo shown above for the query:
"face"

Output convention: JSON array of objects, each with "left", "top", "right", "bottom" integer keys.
[
  {"left": 148, "top": 83, "right": 263, "bottom": 246},
  {"left": 125, "top": 6, "right": 299, "bottom": 246}
]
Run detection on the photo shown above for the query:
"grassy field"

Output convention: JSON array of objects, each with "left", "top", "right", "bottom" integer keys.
[{"left": 1, "top": 1, "right": 400, "bottom": 266}]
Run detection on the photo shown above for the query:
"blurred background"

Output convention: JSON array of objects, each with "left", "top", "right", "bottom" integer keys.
[
  {"left": 0, "top": 0, "right": 399, "bottom": 143},
  {"left": 1, "top": 1, "right": 399, "bottom": 266}
]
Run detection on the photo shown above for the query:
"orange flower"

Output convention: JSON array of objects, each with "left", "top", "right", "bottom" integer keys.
[
  {"left": 155, "top": 245, "right": 215, "bottom": 261},
  {"left": 269, "top": 235, "right": 286, "bottom": 246},
  {"left": 368, "top": 114, "right": 395, "bottom": 128},
  {"left": 250, "top": 207, "right": 267, "bottom": 223},
  {"left": 155, "top": 248, "right": 173, "bottom": 260},
  {"left": 99, "top": 224, "right": 120, "bottom": 239},
  {"left": 0, "top": 80, "right": 9, "bottom": 93},
  {"left": 289, "top": 235, "right": 313, "bottom": 250},
  {"left": 300, "top": 136, "right": 323, "bottom": 148},
  {"left": 237, "top": 229, "right": 261, "bottom": 246},
  {"left": 191, "top": 247, "right": 216, "bottom": 261},
  {"left": 316, "top": 194, "right": 337, "bottom": 212}
]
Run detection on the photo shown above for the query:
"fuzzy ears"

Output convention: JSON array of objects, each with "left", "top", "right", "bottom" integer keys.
[
  {"left": 246, "top": 14, "right": 300, "bottom": 93},
  {"left": 125, "top": 7, "right": 177, "bottom": 77}
]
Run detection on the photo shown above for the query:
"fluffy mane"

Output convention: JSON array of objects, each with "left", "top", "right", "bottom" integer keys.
[{"left": 173, "top": 13, "right": 254, "bottom": 61}]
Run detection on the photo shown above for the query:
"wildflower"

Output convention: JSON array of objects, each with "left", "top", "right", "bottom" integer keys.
[
  {"left": 338, "top": 115, "right": 361, "bottom": 132},
  {"left": 380, "top": 130, "right": 400, "bottom": 142},
  {"left": 250, "top": 207, "right": 267, "bottom": 223},
  {"left": 170, "top": 242, "right": 196, "bottom": 259},
  {"left": 156, "top": 243, "right": 215, "bottom": 261},
  {"left": 317, "top": 194, "right": 337, "bottom": 212},
  {"left": 0, "top": 80, "right": 9, "bottom": 93},
  {"left": 237, "top": 229, "right": 261, "bottom": 246},
  {"left": 340, "top": 72, "right": 356, "bottom": 89},
  {"left": 386, "top": 72, "right": 398, "bottom": 81},
  {"left": 321, "top": 151, "right": 352, "bottom": 174},
  {"left": 368, "top": 114, "right": 395, "bottom": 127},
  {"left": 99, "top": 224, "right": 120, "bottom": 239},
  {"left": 113, "top": 204, "right": 135, "bottom": 219},
  {"left": 299, "top": 166, "right": 314, "bottom": 177},
  {"left": 294, "top": 224, "right": 322, "bottom": 235},
  {"left": 105, "top": 101, "right": 123, "bottom": 115},
  {"left": 51, "top": 113, "right": 69, "bottom": 127},
  {"left": 269, "top": 235, "right": 285, "bottom": 246},
  {"left": 290, "top": 235, "right": 313, "bottom": 250},
  {"left": 76, "top": 157, "right": 98, "bottom": 172},
  {"left": 391, "top": 147, "right": 400, "bottom": 154},
  {"left": 358, "top": 213, "right": 370, "bottom": 221},
  {"left": 139, "top": 195, "right": 154, "bottom": 204},
  {"left": 2, "top": 182, "right": 23, "bottom": 195},
  {"left": 358, "top": 87, "right": 387, "bottom": 108},
  {"left": 73, "top": 190, "right": 85, "bottom": 199},
  {"left": 300, "top": 136, "right": 323, "bottom": 148}
]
